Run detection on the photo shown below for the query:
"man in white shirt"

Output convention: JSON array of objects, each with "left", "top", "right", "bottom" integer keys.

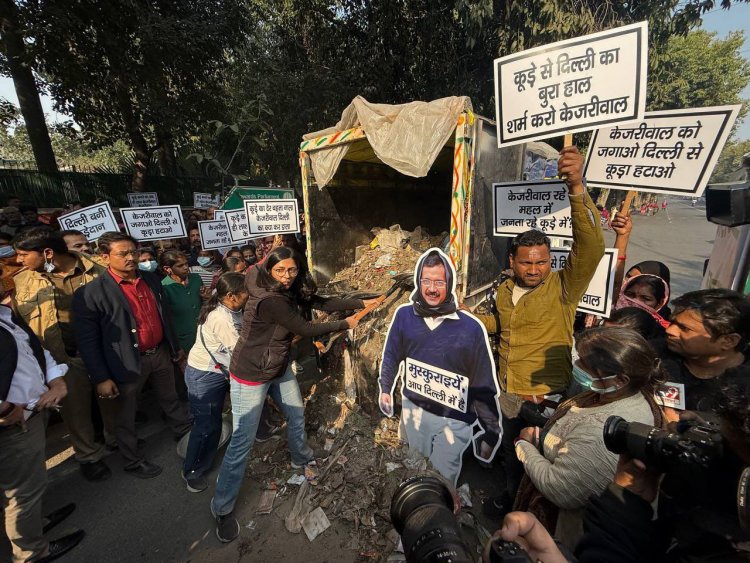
[{"left": 0, "top": 303, "right": 85, "bottom": 562}]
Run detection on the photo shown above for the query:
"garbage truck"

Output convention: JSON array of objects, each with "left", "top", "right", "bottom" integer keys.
[{"left": 297, "top": 96, "right": 558, "bottom": 412}]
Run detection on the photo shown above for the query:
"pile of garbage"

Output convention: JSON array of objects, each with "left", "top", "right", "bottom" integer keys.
[
  {"left": 245, "top": 372, "right": 437, "bottom": 560},
  {"left": 324, "top": 224, "right": 448, "bottom": 382}
]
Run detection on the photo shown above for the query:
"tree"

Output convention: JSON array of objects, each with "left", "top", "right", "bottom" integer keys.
[
  {"left": 28, "top": 0, "right": 248, "bottom": 190},
  {"left": 711, "top": 139, "right": 750, "bottom": 182},
  {"left": 648, "top": 30, "right": 750, "bottom": 120},
  {"left": 0, "top": 0, "right": 57, "bottom": 171}
]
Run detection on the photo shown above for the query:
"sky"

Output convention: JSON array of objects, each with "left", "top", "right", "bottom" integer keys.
[{"left": 0, "top": 4, "right": 749, "bottom": 138}]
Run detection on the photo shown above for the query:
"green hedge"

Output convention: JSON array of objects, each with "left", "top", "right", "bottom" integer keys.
[{"left": 0, "top": 169, "right": 214, "bottom": 208}]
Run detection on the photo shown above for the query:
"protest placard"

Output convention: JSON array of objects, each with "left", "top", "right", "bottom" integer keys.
[
  {"left": 213, "top": 210, "right": 226, "bottom": 222},
  {"left": 197, "top": 220, "right": 235, "bottom": 250},
  {"left": 57, "top": 202, "right": 119, "bottom": 242},
  {"left": 493, "top": 181, "right": 572, "bottom": 239},
  {"left": 550, "top": 248, "right": 618, "bottom": 317},
  {"left": 404, "top": 358, "right": 469, "bottom": 414},
  {"left": 582, "top": 105, "right": 741, "bottom": 197},
  {"left": 193, "top": 192, "right": 220, "bottom": 209},
  {"left": 243, "top": 199, "right": 300, "bottom": 235},
  {"left": 223, "top": 209, "right": 256, "bottom": 244},
  {"left": 494, "top": 21, "right": 648, "bottom": 147},
  {"left": 121, "top": 205, "right": 187, "bottom": 241},
  {"left": 126, "top": 192, "right": 159, "bottom": 207}
]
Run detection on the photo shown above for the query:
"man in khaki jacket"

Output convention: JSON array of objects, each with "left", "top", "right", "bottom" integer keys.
[
  {"left": 474, "top": 146, "right": 605, "bottom": 516},
  {"left": 13, "top": 228, "right": 114, "bottom": 481}
]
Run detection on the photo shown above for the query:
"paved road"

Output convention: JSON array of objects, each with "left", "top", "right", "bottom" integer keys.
[
  {"left": 604, "top": 196, "right": 716, "bottom": 299},
  {"left": 0, "top": 196, "right": 718, "bottom": 562}
]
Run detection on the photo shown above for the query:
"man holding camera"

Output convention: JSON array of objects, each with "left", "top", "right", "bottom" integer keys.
[
  {"left": 378, "top": 248, "right": 501, "bottom": 485},
  {"left": 494, "top": 370, "right": 750, "bottom": 562}
]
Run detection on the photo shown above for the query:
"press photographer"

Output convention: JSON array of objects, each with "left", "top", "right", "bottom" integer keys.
[{"left": 495, "top": 368, "right": 750, "bottom": 563}]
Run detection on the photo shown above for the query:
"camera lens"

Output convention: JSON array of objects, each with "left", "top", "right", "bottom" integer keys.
[
  {"left": 390, "top": 476, "right": 473, "bottom": 563},
  {"left": 603, "top": 415, "right": 677, "bottom": 470}
]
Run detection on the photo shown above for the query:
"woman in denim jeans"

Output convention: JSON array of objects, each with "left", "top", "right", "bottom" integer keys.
[
  {"left": 182, "top": 273, "right": 248, "bottom": 493},
  {"left": 209, "top": 247, "right": 379, "bottom": 543}
]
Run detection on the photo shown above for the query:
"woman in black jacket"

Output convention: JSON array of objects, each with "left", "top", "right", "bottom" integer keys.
[{"left": 209, "top": 247, "right": 377, "bottom": 542}]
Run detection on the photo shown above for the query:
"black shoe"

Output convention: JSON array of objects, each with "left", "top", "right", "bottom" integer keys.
[
  {"left": 482, "top": 492, "right": 513, "bottom": 519},
  {"left": 80, "top": 460, "right": 112, "bottom": 482},
  {"left": 182, "top": 471, "right": 208, "bottom": 493},
  {"left": 124, "top": 460, "right": 162, "bottom": 479},
  {"left": 42, "top": 503, "right": 76, "bottom": 534},
  {"left": 106, "top": 438, "right": 145, "bottom": 452},
  {"left": 211, "top": 504, "right": 239, "bottom": 543},
  {"left": 36, "top": 530, "right": 85, "bottom": 562}
]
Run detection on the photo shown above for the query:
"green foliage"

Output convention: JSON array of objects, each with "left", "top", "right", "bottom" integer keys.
[
  {"left": 648, "top": 30, "right": 750, "bottom": 121},
  {"left": 711, "top": 138, "right": 750, "bottom": 182},
  {"left": 0, "top": 122, "right": 134, "bottom": 171}
]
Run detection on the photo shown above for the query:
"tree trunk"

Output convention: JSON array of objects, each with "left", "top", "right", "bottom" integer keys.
[
  {"left": 156, "top": 128, "right": 177, "bottom": 176},
  {"left": 113, "top": 77, "right": 151, "bottom": 191},
  {"left": 0, "top": 0, "right": 58, "bottom": 172}
]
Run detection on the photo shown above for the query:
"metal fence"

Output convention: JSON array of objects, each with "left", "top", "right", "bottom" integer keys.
[{"left": 0, "top": 169, "right": 214, "bottom": 208}]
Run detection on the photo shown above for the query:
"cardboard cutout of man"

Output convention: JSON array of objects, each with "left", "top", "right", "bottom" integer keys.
[{"left": 378, "top": 248, "right": 501, "bottom": 485}]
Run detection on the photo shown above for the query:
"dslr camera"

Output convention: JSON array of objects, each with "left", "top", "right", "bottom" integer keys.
[
  {"left": 390, "top": 475, "right": 536, "bottom": 562},
  {"left": 603, "top": 415, "right": 724, "bottom": 472},
  {"left": 604, "top": 415, "right": 750, "bottom": 534}
]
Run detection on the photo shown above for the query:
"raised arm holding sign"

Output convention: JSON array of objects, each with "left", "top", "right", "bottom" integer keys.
[{"left": 476, "top": 146, "right": 605, "bottom": 515}]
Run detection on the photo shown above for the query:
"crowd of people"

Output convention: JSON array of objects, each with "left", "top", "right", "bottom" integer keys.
[{"left": 1, "top": 145, "right": 749, "bottom": 563}]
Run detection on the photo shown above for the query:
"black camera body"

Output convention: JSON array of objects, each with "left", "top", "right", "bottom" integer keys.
[
  {"left": 603, "top": 415, "right": 724, "bottom": 472},
  {"left": 390, "top": 475, "right": 535, "bottom": 563}
]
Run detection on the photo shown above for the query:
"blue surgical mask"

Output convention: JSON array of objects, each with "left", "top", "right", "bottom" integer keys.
[
  {"left": 197, "top": 257, "right": 212, "bottom": 267},
  {"left": 571, "top": 364, "right": 593, "bottom": 390},
  {"left": 572, "top": 364, "right": 624, "bottom": 394},
  {"left": 0, "top": 245, "right": 14, "bottom": 258},
  {"left": 138, "top": 260, "right": 157, "bottom": 273}
]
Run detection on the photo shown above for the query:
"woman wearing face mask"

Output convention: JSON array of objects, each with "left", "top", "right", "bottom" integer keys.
[
  {"left": 182, "top": 273, "right": 248, "bottom": 493},
  {"left": 137, "top": 248, "right": 161, "bottom": 277},
  {"left": 160, "top": 250, "right": 210, "bottom": 357},
  {"left": 190, "top": 249, "right": 222, "bottom": 287},
  {"left": 209, "top": 247, "right": 379, "bottom": 543},
  {"left": 513, "top": 327, "right": 666, "bottom": 550}
]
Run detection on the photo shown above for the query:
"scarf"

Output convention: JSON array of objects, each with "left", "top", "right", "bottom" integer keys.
[
  {"left": 616, "top": 274, "right": 671, "bottom": 328},
  {"left": 409, "top": 248, "right": 458, "bottom": 318}
]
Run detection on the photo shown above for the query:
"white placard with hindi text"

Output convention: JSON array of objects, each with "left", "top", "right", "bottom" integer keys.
[
  {"left": 223, "top": 209, "right": 257, "bottom": 244},
  {"left": 243, "top": 198, "right": 300, "bottom": 235},
  {"left": 198, "top": 220, "right": 235, "bottom": 251},
  {"left": 213, "top": 210, "right": 226, "bottom": 222},
  {"left": 583, "top": 105, "right": 741, "bottom": 197},
  {"left": 120, "top": 205, "right": 187, "bottom": 241},
  {"left": 126, "top": 192, "right": 159, "bottom": 207},
  {"left": 493, "top": 181, "right": 572, "bottom": 240},
  {"left": 193, "top": 192, "right": 220, "bottom": 209},
  {"left": 551, "top": 248, "right": 618, "bottom": 317},
  {"left": 57, "top": 202, "right": 118, "bottom": 242},
  {"left": 494, "top": 21, "right": 648, "bottom": 147},
  {"left": 404, "top": 357, "right": 469, "bottom": 414}
]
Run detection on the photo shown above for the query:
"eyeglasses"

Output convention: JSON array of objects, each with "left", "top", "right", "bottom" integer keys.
[
  {"left": 420, "top": 279, "right": 447, "bottom": 289},
  {"left": 111, "top": 250, "right": 139, "bottom": 258},
  {"left": 272, "top": 267, "right": 299, "bottom": 278}
]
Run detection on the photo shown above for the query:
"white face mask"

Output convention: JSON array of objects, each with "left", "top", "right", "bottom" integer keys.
[
  {"left": 590, "top": 373, "right": 627, "bottom": 394},
  {"left": 138, "top": 260, "right": 157, "bottom": 273}
]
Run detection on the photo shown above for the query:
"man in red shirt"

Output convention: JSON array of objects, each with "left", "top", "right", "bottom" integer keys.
[{"left": 74, "top": 232, "right": 191, "bottom": 478}]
